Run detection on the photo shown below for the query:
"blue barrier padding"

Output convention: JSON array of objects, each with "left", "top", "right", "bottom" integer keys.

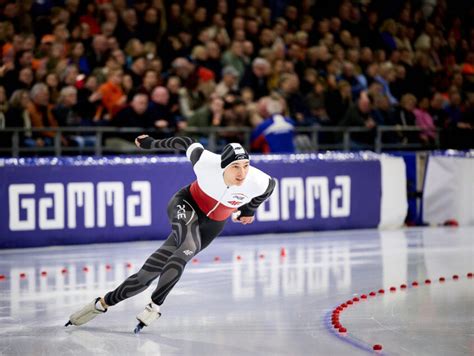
[{"left": 1, "top": 153, "right": 382, "bottom": 248}]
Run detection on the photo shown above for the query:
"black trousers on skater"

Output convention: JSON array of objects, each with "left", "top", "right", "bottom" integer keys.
[{"left": 104, "top": 185, "right": 226, "bottom": 306}]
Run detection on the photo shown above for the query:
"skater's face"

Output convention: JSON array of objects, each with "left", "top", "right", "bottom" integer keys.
[{"left": 224, "top": 160, "right": 250, "bottom": 186}]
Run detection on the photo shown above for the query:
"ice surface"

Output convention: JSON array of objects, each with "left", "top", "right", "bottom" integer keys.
[{"left": 0, "top": 227, "right": 473, "bottom": 355}]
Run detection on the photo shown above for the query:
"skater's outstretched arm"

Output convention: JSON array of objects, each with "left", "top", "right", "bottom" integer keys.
[
  {"left": 135, "top": 135, "right": 204, "bottom": 165},
  {"left": 135, "top": 135, "right": 195, "bottom": 151}
]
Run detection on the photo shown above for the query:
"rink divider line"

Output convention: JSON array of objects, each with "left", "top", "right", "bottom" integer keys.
[
  {"left": 327, "top": 271, "right": 473, "bottom": 353},
  {"left": 323, "top": 310, "right": 380, "bottom": 355}
]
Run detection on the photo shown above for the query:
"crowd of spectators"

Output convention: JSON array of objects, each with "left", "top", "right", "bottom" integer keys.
[{"left": 0, "top": 0, "right": 473, "bottom": 154}]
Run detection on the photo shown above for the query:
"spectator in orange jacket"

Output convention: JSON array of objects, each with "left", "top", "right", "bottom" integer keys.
[{"left": 97, "top": 69, "right": 126, "bottom": 118}]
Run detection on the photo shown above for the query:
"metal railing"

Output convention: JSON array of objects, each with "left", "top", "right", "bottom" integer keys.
[{"left": 0, "top": 125, "right": 440, "bottom": 157}]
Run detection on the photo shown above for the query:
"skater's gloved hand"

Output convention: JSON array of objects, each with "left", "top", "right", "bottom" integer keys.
[
  {"left": 232, "top": 211, "right": 254, "bottom": 225},
  {"left": 135, "top": 135, "right": 154, "bottom": 149}
]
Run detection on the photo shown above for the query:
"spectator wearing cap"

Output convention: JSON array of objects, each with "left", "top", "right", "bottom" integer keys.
[
  {"left": 250, "top": 95, "right": 295, "bottom": 153},
  {"left": 215, "top": 66, "right": 239, "bottom": 97},
  {"left": 240, "top": 58, "right": 271, "bottom": 100}
]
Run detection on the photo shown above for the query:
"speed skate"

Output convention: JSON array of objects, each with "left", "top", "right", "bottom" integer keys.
[
  {"left": 134, "top": 303, "right": 161, "bottom": 334},
  {"left": 64, "top": 297, "right": 107, "bottom": 327}
]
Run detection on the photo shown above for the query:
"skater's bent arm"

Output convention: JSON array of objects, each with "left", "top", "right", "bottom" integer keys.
[
  {"left": 135, "top": 135, "right": 204, "bottom": 165},
  {"left": 238, "top": 178, "right": 276, "bottom": 218}
]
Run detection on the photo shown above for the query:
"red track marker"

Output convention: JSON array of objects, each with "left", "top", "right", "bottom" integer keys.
[{"left": 373, "top": 344, "right": 383, "bottom": 351}]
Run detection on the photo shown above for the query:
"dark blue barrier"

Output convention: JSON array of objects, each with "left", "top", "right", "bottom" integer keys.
[{"left": 1, "top": 154, "right": 382, "bottom": 248}]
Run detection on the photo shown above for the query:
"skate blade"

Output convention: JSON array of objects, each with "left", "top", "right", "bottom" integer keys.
[
  {"left": 65, "top": 321, "right": 72, "bottom": 327},
  {"left": 134, "top": 321, "right": 146, "bottom": 334}
]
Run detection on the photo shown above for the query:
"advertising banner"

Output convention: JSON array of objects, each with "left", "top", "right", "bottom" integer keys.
[{"left": 1, "top": 154, "right": 383, "bottom": 248}]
